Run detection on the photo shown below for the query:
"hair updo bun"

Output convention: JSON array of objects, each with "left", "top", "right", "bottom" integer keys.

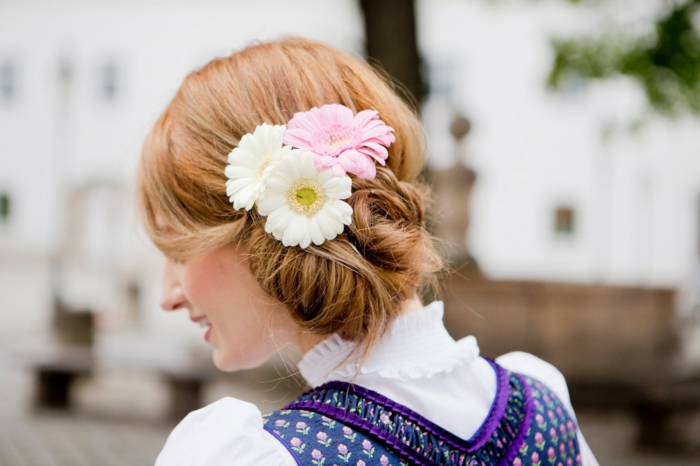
[
  {"left": 137, "top": 37, "right": 444, "bottom": 357},
  {"left": 245, "top": 164, "right": 441, "bottom": 350}
]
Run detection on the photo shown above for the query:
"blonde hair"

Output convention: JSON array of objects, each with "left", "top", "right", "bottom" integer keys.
[{"left": 137, "top": 37, "right": 443, "bottom": 359}]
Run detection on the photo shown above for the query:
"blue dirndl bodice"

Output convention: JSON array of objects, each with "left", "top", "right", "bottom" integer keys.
[{"left": 263, "top": 361, "right": 581, "bottom": 466}]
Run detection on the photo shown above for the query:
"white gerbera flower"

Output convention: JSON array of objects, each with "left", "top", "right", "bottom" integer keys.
[
  {"left": 224, "top": 124, "right": 292, "bottom": 211},
  {"left": 257, "top": 151, "right": 353, "bottom": 249}
]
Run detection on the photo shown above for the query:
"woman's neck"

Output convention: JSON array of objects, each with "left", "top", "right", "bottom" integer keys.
[
  {"left": 399, "top": 295, "right": 424, "bottom": 316},
  {"left": 293, "top": 296, "right": 424, "bottom": 355}
]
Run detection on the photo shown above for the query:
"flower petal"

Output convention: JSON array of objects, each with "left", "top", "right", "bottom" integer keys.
[
  {"left": 298, "top": 218, "right": 313, "bottom": 249},
  {"left": 266, "top": 204, "right": 295, "bottom": 231},
  {"left": 360, "top": 142, "right": 389, "bottom": 160},
  {"left": 283, "top": 128, "right": 314, "bottom": 149},
  {"left": 225, "top": 124, "right": 288, "bottom": 212},
  {"left": 316, "top": 168, "right": 334, "bottom": 185},
  {"left": 362, "top": 127, "right": 395, "bottom": 144},
  {"left": 308, "top": 217, "right": 326, "bottom": 246},
  {"left": 283, "top": 215, "right": 308, "bottom": 247},
  {"left": 299, "top": 151, "right": 318, "bottom": 179},
  {"left": 357, "top": 147, "right": 388, "bottom": 165},
  {"left": 352, "top": 109, "right": 379, "bottom": 128},
  {"left": 314, "top": 209, "right": 338, "bottom": 240},
  {"left": 225, "top": 165, "right": 255, "bottom": 179},
  {"left": 315, "top": 154, "right": 339, "bottom": 170},
  {"left": 329, "top": 104, "right": 355, "bottom": 124},
  {"left": 257, "top": 193, "right": 286, "bottom": 216},
  {"left": 332, "top": 200, "right": 354, "bottom": 224},
  {"left": 322, "top": 175, "right": 352, "bottom": 199},
  {"left": 338, "top": 149, "right": 376, "bottom": 180},
  {"left": 331, "top": 164, "right": 347, "bottom": 177},
  {"left": 325, "top": 211, "right": 345, "bottom": 235},
  {"left": 265, "top": 176, "right": 293, "bottom": 193}
]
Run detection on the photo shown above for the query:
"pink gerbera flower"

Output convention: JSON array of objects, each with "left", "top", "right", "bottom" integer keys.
[{"left": 283, "top": 104, "right": 395, "bottom": 180}]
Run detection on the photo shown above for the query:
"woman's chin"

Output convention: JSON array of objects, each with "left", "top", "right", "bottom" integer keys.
[{"left": 212, "top": 348, "right": 268, "bottom": 372}]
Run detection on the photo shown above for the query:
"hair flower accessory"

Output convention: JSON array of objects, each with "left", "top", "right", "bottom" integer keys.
[
  {"left": 283, "top": 104, "right": 395, "bottom": 180},
  {"left": 257, "top": 151, "right": 353, "bottom": 248},
  {"left": 225, "top": 106, "right": 390, "bottom": 249},
  {"left": 224, "top": 124, "right": 291, "bottom": 210}
]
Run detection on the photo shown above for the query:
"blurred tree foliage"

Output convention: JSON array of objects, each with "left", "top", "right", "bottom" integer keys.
[{"left": 549, "top": 0, "right": 700, "bottom": 115}]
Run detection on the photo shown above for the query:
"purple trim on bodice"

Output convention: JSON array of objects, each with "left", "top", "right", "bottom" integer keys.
[
  {"left": 264, "top": 362, "right": 580, "bottom": 466},
  {"left": 287, "top": 384, "right": 435, "bottom": 465},
  {"left": 287, "top": 359, "right": 509, "bottom": 454},
  {"left": 502, "top": 373, "right": 535, "bottom": 466},
  {"left": 471, "top": 359, "right": 511, "bottom": 450}
]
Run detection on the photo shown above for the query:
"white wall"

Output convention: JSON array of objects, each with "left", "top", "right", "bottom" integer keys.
[
  {"left": 0, "top": 0, "right": 364, "bottom": 342},
  {"left": 418, "top": 0, "right": 700, "bottom": 287}
]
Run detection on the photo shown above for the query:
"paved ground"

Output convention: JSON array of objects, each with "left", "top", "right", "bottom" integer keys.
[
  {"left": 0, "top": 361, "right": 305, "bottom": 466},
  {"left": 2, "top": 364, "right": 699, "bottom": 466}
]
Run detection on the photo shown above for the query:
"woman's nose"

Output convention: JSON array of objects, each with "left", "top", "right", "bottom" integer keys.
[{"left": 159, "top": 259, "right": 187, "bottom": 311}]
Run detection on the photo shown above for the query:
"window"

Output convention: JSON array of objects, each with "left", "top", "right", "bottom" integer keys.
[
  {"left": 99, "top": 61, "right": 119, "bottom": 101},
  {"left": 0, "top": 193, "right": 10, "bottom": 223},
  {"left": 0, "top": 62, "right": 15, "bottom": 101},
  {"left": 424, "top": 58, "right": 459, "bottom": 101},
  {"left": 554, "top": 206, "right": 575, "bottom": 235},
  {"left": 58, "top": 58, "right": 74, "bottom": 99}
]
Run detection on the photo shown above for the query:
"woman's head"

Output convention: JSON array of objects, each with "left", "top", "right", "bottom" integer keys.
[{"left": 138, "top": 37, "right": 443, "bottom": 371}]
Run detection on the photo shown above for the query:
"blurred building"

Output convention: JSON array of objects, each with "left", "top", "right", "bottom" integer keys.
[
  {"left": 0, "top": 0, "right": 364, "bottom": 350},
  {"left": 1, "top": 0, "right": 700, "bottom": 350},
  {"left": 420, "top": 1, "right": 700, "bottom": 292}
]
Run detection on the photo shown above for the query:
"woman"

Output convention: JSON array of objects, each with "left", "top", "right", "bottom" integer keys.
[{"left": 138, "top": 37, "right": 598, "bottom": 465}]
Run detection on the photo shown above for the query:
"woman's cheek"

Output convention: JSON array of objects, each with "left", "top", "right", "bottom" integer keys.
[{"left": 182, "top": 263, "right": 219, "bottom": 308}]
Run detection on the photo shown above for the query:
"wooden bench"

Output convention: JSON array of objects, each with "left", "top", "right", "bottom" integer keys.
[
  {"left": 26, "top": 337, "right": 305, "bottom": 422},
  {"left": 33, "top": 346, "right": 94, "bottom": 409},
  {"left": 28, "top": 344, "right": 227, "bottom": 421}
]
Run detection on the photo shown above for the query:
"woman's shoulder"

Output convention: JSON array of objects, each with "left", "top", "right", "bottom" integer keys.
[
  {"left": 155, "top": 397, "right": 296, "bottom": 466},
  {"left": 495, "top": 351, "right": 573, "bottom": 411},
  {"left": 495, "top": 352, "right": 600, "bottom": 466}
]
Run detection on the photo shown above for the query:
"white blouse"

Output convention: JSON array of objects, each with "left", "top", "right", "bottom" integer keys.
[{"left": 155, "top": 301, "right": 599, "bottom": 466}]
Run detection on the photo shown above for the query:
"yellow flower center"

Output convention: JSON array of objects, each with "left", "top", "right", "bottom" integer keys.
[
  {"left": 288, "top": 179, "right": 326, "bottom": 216},
  {"left": 296, "top": 187, "right": 317, "bottom": 206}
]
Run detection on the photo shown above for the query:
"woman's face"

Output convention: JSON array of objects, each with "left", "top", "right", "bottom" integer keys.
[{"left": 158, "top": 243, "right": 300, "bottom": 371}]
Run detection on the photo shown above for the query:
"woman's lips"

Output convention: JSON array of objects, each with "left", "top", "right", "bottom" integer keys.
[{"left": 191, "top": 315, "right": 213, "bottom": 342}]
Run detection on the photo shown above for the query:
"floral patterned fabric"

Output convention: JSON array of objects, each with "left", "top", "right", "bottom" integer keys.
[{"left": 262, "top": 362, "right": 581, "bottom": 466}]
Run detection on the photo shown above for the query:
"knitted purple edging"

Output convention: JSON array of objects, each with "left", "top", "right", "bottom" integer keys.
[
  {"left": 287, "top": 363, "right": 508, "bottom": 455},
  {"left": 501, "top": 374, "right": 534, "bottom": 466},
  {"left": 263, "top": 425, "right": 304, "bottom": 466},
  {"left": 283, "top": 363, "right": 516, "bottom": 465},
  {"left": 469, "top": 359, "right": 511, "bottom": 451},
  {"left": 287, "top": 393, "right": 434, "bottom": 465}
]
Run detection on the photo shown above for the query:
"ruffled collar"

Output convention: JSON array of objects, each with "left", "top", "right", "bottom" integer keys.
[{"left": 298, "top": 301, "right": 480, "bottom": 386}]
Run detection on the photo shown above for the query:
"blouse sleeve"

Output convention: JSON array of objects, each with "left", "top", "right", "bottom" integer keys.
[
  {"left": 496, "top": 351, "right": 600, "bottom": 466},
  {"left": 154, "top": 397, "right": 298, "bottom": 466}
]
